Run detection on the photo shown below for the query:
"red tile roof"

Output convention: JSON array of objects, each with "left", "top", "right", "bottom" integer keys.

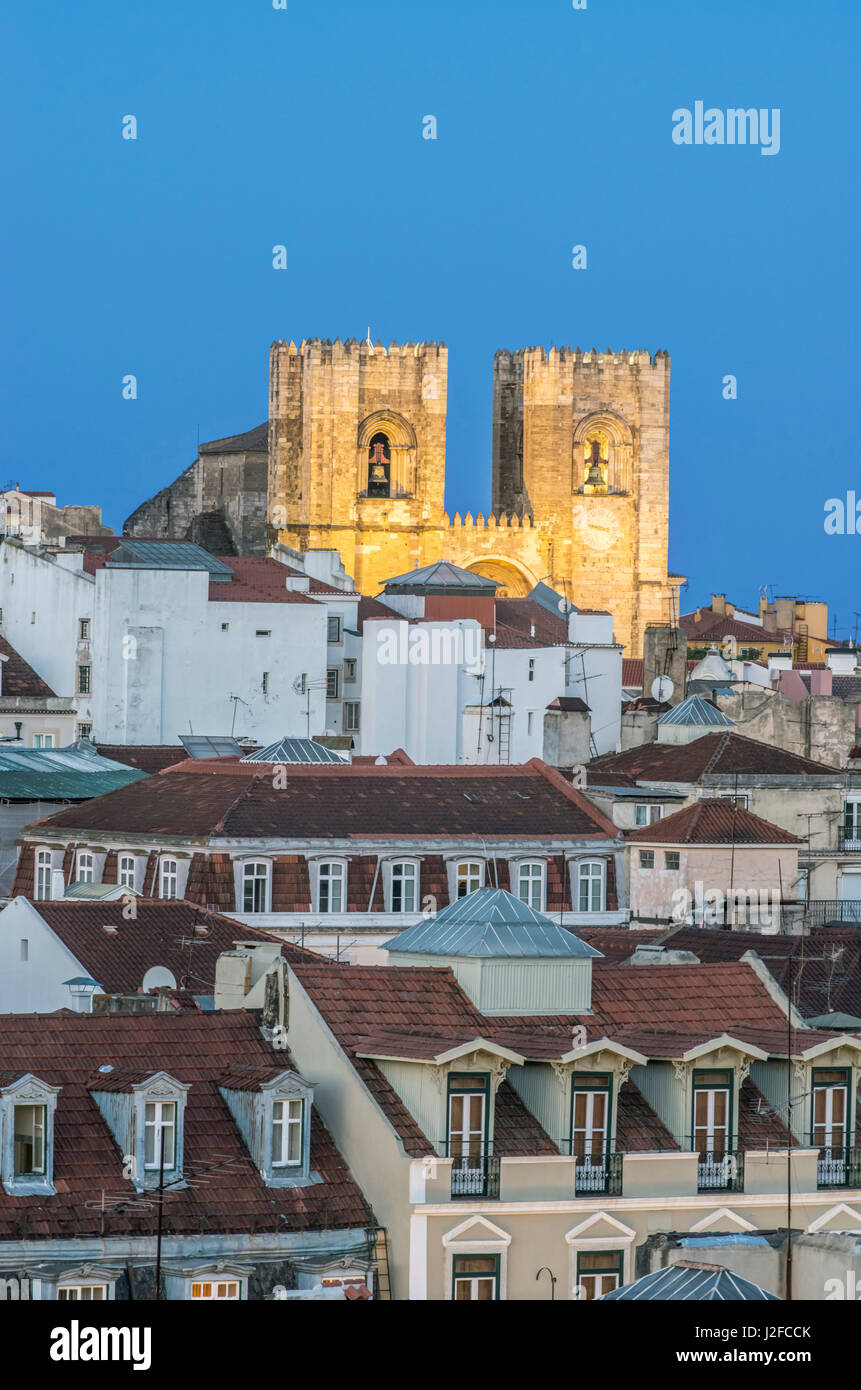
[
  {"left": 0, "top": 634, "right": 56, "bottom": 698},
  {"left": 24, "top": 898, "right": 323, "bottom": 996},
  {"left": 95, "top": 745, "right": 191, "bottom": 774},
  {"left": 30, "top": 759, "right": 619, "bottom": 841},
  {"left": 625, "top": 800, "right": 800, "bottom": 846},
  {"left": 208, "top": 557, "right": 321, "bottom": 604},
  {"left": 616, "top": 1080, "right": 677, "bottom": 1151},
  {"left": 493, "top": 598, "right": 568, "bottom": 645},
  {"left": 691, "top": 616, "right": 790, "bottom": 645},
  {"left": 588, "top": 731, "right": 841, "bottom": 781},
  {"left": 290, "top": 956, "right": 829, "bottom": 1155},
  {"left": 357, "top": 595, "right": 402, "bottom": 630},
  {"left": 0, "top": 1010, "right": 371, "bottom": 1240}
]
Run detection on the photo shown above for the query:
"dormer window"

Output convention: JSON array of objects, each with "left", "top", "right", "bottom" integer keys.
[
  {"left": 35, "top": 848, "right": 53, "bottom": 900},
  {"left": 118, "top": 854, "right": 137, "bottom": 890},
  {"left": 77, "top": 851, "right": 95, "bottom": 884},
  {"left": 571, "top": 1074, "right": 612, "bottom": 1192},
  {"left": 219, "top": 1069, "right": 314, "bottom": 1187},
  {"left": 317, "top": 861, "right": 345, "bottom": 913},
  {"left": 272, "top": 1099, "right": 303, "bottom": 1167},
  {"left": 516, "top": 861, "right": 545, "bottom": 911},
  {"left": 456, "top": 862, "right": 483, "bottom": 898},
  {"left": 390, "top": 861, "right": 418, "bottom": 913},
  {"left": 242, "top": 861, "right": 271, "bottom": 914},
  {"left": 159, "top": 858, "right": 178, "bottom": 899},
  {"left": 144, "top": 1100, "right": 177, "bottom": 1171},
  {"left": 1, "top": 1075, "right": 60, "bottom": 1195},
  {"left": 576, "top": 860, "right": 606, "bottom": 913}
]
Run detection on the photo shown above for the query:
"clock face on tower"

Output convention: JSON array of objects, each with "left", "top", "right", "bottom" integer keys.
[{"left": 576, "top": 503, "right": 620, "bottom": 553}]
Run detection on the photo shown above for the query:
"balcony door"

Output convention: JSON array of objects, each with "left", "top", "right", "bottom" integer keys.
[
  {"left": 844, "top": 801, "right": 861, "bottom": 851},
  {"left": 812, "top": 1070, "right": 849, "bottom": 1185},
  {"left": 448, "top": 1075, "right": 489, "bottom": 1195},
  {"left": 571, "top": 1075, "right": 611, "bottom": 1191},
  {"left": 692, "top": 1070, "right": 733, "bottom": 1189}
]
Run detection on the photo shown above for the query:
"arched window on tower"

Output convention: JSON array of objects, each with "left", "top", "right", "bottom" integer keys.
[{"left": 367, "top": 433, "right": 391, "bottom": 498}]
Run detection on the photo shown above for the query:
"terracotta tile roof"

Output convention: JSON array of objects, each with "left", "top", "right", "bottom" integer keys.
[
  {"left": 588, "top": 731, "right": 842, "bottom": 782},
  {"left": 493, "top": 598, "right": 567, "bottom": 644},
  {"left": 622, "top": 658, "right": 697, "bottom": 688},
  {"left": 546, "top": 696, "right": 589, "bottom": 713},
  {"left": 94, "top": 745, "right": 191, "bottom": 773},
  {"left": 625, "top": 800, "right": 801, "bottom": 845},
  {"left": 0, "top": 1010, "right": 371, "bottom": 1240},
  {"left": 738, "top": 1077, "right": 792, "bottom": 1148},
  {"left": 22, "top": 898, "right": 324, "bottom": 996},
  {"left": 692, "top": 616, "right": 790, "bottom": 645},
  {"left": 208, "top": 557, "right": 321, "bottom": 604},
  {"left": 616, "top": 1080, "right": 677, "bottom": 1151},
  {"left": 30, "top": 759, "right": 618, "bottom": 841},
  {"left": 357, "top": 595, "right": 402, "bottom": 630},
  {"left": 290, "top": 956, "right": 831, "bottom": 1155},
  {"left": 0, "top": 635, "right": 55, "bottom": 698}
]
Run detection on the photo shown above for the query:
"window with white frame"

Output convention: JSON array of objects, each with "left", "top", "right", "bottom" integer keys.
[
  {"left": 327, "top": 615, "right": 342, "bottom": 644},
  {"left": 144, "top": 1100, "right": 176, "bottom": 1171},
  {"left": 1, "top": 1075, "right": 60, "bottom": 1195},
  {"left": 79, "top": 618, "right": 91, "bottom": 642},
  {"left": 638, "top": 850, "right": 654, "bottom": 869},
  {"left": 634, "top": 803, "right": 662, "bottom": 827},
  {"left": 33, "top": 733, "right": 55, "bottom": 749},
  {"left": 344, "top": 658, "right": 357, "bottom": 683},
  {"left": 576, "top": 1251, "right": 623, "bottom": 1300},
  {"left": 452, "top": 1255, "right": 499, "bottom": 1301},
  {"left": 14, "top": 1103, "right": 46, "bottom": 1176},
  {"left": 577, "top": 860, "right": 606, "bottom": 912},
  {"left": 191, "top": 1281, "right": 240, "bottom": 1299},
  {"left": 528, "top": 659, "right": 535, "bottom": 683},
  {"left": 344, "top": 701, "right": 360, "bottom": 732},
  {"left": 118, "top": 854, "right": 136, "bottom": 890},
  {"left": 317, "top": 861, "right": 344, "bottom": 913},
  {"left": 35, "top": 849, "right": 52, "bottom": 900},
  {"left": 58, "top": 1284, "right": 108, "bottom": 1301},
  {"left": 664, "top": 851, "right": 680, "bottom": 870},
  {"left": 271, "top": 1098, "right": 304, "bottom": 1167},
  {"left": 76, "top": 851, "right": 95, "bottom": 884},
  {"left": 159, "top": 858, "right": 178, "bottom": 899},
  {"left": 516, "top": 861, "right": 545, "bottom": 911},
  {"left": 242, "top": 861, "right": 270, "bottom": 914},
  {"left": 326, "top": 668, "right": 340, "bottom": 700},
  {"left": 77, "top": 723, "right": 92, "bottom": 741},
  {"left": 391, "top": 861, "right": 417, "bottom": 913},
  {"left": 456, "top": 861, "right": 483, "bottom": 898},
  {"left": 77, "top": 665, "right": 91, "bottom": 695}
]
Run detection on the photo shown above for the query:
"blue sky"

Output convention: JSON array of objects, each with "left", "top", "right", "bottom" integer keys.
[{"left": 2, "top": 0, "right": 859, "bottom": 635}]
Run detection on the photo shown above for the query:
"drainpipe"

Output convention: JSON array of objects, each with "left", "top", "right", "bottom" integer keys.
[{"left": 368, "top": 855, "right": 381, "bottom": 913}]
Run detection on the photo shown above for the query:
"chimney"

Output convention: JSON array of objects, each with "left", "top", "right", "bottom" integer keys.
[
  {"left": 761, "top": 606, "right": 778, "bottom": 634},
  {"left": 768, "top": 652, "right": 792, "bottom": 679},
  {"left": 809, "top": 669, "right": 833, "bottom": 696},
  {"left": 826, "top": 647, "right": 859, "bottom": 676},
  {"left": 711, "top": 594, "right": 726, "bottom": 616},
  {"left": 213, "top": 950, "right": 253, "bottom": 1009}
]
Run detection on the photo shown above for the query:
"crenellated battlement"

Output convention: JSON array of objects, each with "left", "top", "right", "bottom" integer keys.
[
  {"left": 270, "top": 337, "right": 447, "bottom": 360},
  {"left": 445, "top": 509, "right": 534, "bottom": 530},
  {"left": 494, "top": 346, "right": 668, "bottom": 368}
]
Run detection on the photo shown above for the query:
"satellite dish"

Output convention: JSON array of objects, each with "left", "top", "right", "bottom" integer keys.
[{"left": 651, "top": 675, "right": 675, "bottom": 702}]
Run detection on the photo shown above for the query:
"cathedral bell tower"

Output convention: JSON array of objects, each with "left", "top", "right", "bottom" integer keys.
[{"left": 268, "top": 338, "right": 448, "bottom": 594}]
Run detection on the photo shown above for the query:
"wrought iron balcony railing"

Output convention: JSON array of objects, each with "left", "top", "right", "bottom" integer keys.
[
  {"left": 815, "top": 1145, "right": 861, "bottom": 1189},
  {"left": 806, "top": 899, "right": 861, "bottom": 926},
  {"left": 697, "top": 1149, "right": 745, "bottom": 1192},
  {"left": 559, "top": 1148, "right": 624, "bottom": 1196},
  {"left": 447, "top": 1152, "right": 501, "bottom": 1200}
]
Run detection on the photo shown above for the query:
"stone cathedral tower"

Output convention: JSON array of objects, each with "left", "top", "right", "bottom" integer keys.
[{"left": 267, "top": 337, "right": 681, "bottom": 653}]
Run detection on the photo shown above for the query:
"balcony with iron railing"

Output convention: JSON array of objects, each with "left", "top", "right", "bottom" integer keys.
[
  {"left": 697, "top": 1149, "right": 745, "bottom": 1193},
  {"left": 443, "top": 1145, "right": 501, "bottom": 1200},
  {"left": 806, "top": 899, "right": 861, "bottom": 926},
  {"left": 557, "top": 1143, "right": 624, "bottom": 1196},
  {"left": 839, "top": 827, "right": 861, "bottom": 853},
  {"left": 814, "top": 1144, "right": 861, "bottom": 1189}
]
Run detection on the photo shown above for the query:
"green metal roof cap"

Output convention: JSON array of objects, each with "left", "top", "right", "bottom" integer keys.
[
  {"left": 657, "top": 694, "right": 734, "bottom": 727},
  {"left": 385, "top": 887, "right": 603, "bottom": 959}
]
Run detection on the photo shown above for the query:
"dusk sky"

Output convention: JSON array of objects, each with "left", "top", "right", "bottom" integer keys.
[{"left": 3, "top": 1, "right": 859, "bottom": 636}]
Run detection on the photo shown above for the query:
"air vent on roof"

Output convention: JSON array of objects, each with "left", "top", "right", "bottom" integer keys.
[
  {"left": 193, "top": 924, "right": 209, "bottom": 935},
  {"left": 463, "top": 791, "right": 483, "bottom": 804},
  {"left": 515, "top": 792, "right": 532, "bottom": 800},
  {"left": 102, "top": 924, "right": 119, "bottom": 934},
  {"left": 98, "top": 1064, "right": 114, "bottom": 1073}
]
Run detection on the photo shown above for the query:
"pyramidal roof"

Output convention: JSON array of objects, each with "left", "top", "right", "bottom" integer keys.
[
  {"left": 241, "top": 737, "right": 346, "bottom": 764},
  {"left": 385, "top": 887, "right": 603, "bottom": 960},
  {"left": 658, "top": 695, "right": 734, "bottom": 727},
  {"left": 381, "top": 561, "right": 498, "bottom": 594}
]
